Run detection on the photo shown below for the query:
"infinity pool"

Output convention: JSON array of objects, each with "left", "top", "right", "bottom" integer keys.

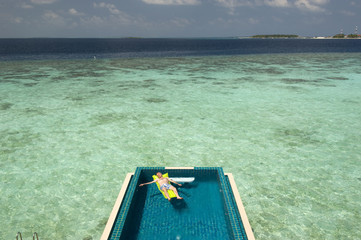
[{"left": 101, "top": 167, "right": 254, "bottom": 240}]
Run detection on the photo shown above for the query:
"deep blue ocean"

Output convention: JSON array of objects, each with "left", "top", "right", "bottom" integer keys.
[{"left": 1, "top": 38, "right": 361, "bottom": 61}]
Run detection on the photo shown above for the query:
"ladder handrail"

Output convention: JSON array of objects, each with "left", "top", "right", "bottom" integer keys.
[
  {"left": 33, "top": 232, "right": 39, "bottom": 240},
  {"left": 16, "top": 232, "right": 23, "bottom": 240},
  {"left": 15, "top": 232, "right": 39, "bottom": 240}
]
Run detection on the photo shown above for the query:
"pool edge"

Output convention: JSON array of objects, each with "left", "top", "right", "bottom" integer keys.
[
  {"left": 100, "top": 172, "right": 134, "bottom": 240},
  {"left": 165, "top": 167, "right": 195, "bottom": 169},
  {"left": 225, "top": 173, "right": 255, "bottom": 240}
]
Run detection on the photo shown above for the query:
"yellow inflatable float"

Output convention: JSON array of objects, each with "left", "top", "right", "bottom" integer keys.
[{"left": 152, "top": 173, "right": 177, "bottom": 199}]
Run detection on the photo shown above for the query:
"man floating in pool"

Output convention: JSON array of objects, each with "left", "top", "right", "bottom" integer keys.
[{"left": 139, "top": 172, "right": 183, "bottom": 201}]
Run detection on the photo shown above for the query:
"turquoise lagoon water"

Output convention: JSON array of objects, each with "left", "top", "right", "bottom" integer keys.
[{"left": 1, "top": 53, "right": 361, "bottom": 239}]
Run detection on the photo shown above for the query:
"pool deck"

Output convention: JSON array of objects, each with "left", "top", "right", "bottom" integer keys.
[{"left": 101, "top": 167, "right": 255, "bottom": 240}]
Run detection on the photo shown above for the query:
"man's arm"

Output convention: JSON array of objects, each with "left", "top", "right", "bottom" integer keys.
[
  {"left": 168, "top": 178, "right": 182, "bottom": 187},
  {"left": 139, "top": 179, "right": 157, "bottom": 187}
]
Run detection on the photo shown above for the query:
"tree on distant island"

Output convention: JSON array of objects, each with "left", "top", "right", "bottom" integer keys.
[
  {"left": 333, "top": 33, "right": 360, "bottom": 39},
  {"left": 346, "top": 34, "right": 359, "bottom": 38},
  {"left": 251, "top": 34, "right": 299, "bottom": 38},
  {"left": 333, "top": 34, "right": 345, "bottom": 38}
]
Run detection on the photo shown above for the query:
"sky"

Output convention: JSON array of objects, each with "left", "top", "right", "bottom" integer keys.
[{"left": 0, "top": 0, "right": 360, "bottom": 38}]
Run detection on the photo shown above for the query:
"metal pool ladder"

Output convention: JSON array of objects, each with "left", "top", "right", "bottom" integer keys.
[{"left": 16, "top": 232, "right": 39, "bottom": 240}]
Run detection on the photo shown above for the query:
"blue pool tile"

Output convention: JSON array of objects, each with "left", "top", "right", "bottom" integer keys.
[{"left": 108, "top": 167, "right": 249, "bottom": 240}]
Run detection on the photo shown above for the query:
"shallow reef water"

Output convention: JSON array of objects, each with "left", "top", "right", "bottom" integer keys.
[{"left": 0, "top": 52, "right": 361, "bottom": 239}]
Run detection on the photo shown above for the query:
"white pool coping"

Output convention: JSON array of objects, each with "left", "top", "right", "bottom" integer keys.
[
  {"left": 225, "top": 173, "right": 255, "bottom": 240},
  {"left": 101, "top": 168, "right": 255, "bottom": 240},
  {"left": 100, "top": 172, "right": 133, "bottom": 240}
]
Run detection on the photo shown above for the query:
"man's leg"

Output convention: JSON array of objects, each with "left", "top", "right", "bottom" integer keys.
[
  {"left": 162, "top": 187, "right": 171, "bottom": 201},
  {"left": 170, "top": 186, "right": 183, "bottom": 199}
]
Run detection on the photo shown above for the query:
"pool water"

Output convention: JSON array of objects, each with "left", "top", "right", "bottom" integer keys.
[{"left": 109, "top": 168, "right": 247, "bottom": 240}]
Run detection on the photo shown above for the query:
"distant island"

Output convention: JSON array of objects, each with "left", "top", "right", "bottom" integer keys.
[
  {"left": 249, "top": 33, "right": 360, "bottom": 39},
  {"left": 332, "top": 34, "right": 360, "bottom": 39},
  {"left": 251, "top": 34, "right": 299, "bottom": 38}
]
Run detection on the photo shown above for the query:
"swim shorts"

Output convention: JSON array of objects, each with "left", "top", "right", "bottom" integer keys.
[{"left": 160, "top": 183, "right": 171, "bottom": 190}]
